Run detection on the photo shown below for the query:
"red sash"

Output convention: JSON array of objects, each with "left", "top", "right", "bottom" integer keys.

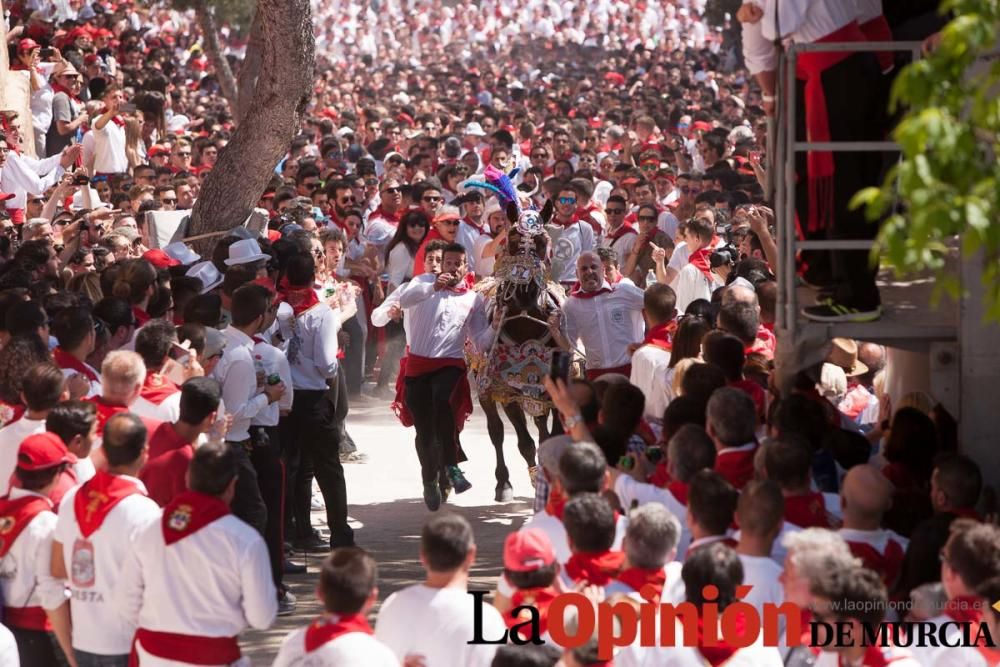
[
  {"left": 74, "top": 471, "right": 143, "bottom": 538},
  {"left": 393, "top": 353, "right": 473, "bottom": 438},
  {"left": 714, "top": 446, "right": 756, "bottom": 490},
  {"left": 4, "top": 605, "right": 52, "bottom": 631},
  {"left": 616, "top": 567, "right": 667, "bottom": 602},
  {"left": 0, "top": 494, "right": 52, "bottom": 558},
  {"left": 304, "top": 613, "right": 374, "bottom": 653},
  {"left": 161, "top": 491, "right": 230, "bottom": 546},
  {"left": 688, "top": 247, "right": 714, "bottom": 281},
  {"left": 859, "top": 15, "right": 894, "bottom": 72},
  {"left": 140, "top": 372, "right": 180, "bottom": 406},
  {"left": 641, "top": 321, "right": 677, "bottom": 352},
  {"left": 795, "top": 21, "right": 868, "bottom": 233},
  {"left": 784, "top": 492, "right": 831, "bottom": 529},
  {"left": 695, "top": 614, "right": 742, "bottom": 666},
  {"left": 585, "top": 364, "right": 632, "bottom": 382},
  {"left": 277, "top": 282, "right": 320, "bottom": 317},
  {"left": 507, "top": 587, "right": 559, "bottom": 640},
  {"left": 53, "top": 347, "right": 99, "bottom": 383},
  {"left": 132, "top": 628, "right": 239, "bottom": 666},
  {"left": 564, "top": 550, "right": 625, "bottom": 586},
  {"left": 847, "top": 538, "right": 904, "bottom": 589}
]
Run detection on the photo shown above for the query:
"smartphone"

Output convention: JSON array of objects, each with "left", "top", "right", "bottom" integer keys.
[
  {"left": 39, "top": 47, "right": 55, "bottom": 59},
  {"left": 550, "top": 350, "right": 571, "bottom": 383},
  {"left": 72, "top": 172, "right": 90, "bottom": 186},
  {"left": 162, "top": 341, "right": 192, "bottom": 385},
  {"left": 120, "top": 103, "right": 137, "bottom": 114}
]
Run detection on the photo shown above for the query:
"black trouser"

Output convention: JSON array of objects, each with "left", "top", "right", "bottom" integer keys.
[
  {"left": 795, "top": 51, "right": 885, "bottom": 309},
  {"left": 226, "top": 439, "right": 268, "bottom": 537},
  {"left": 377, "top": 320, "right": 406, "bottom": 389},
  {"left": 342, "top": 315, "right": 365, "bottom": 395},
  {"left": 404, "top": 367, "right": 463, "bottom": 485},
  {"left": 325, "top": 364, "right": 355, "bottom": 455},
  {"left": 249, "top": 425, "right": 285, "bottom": 589},
  {"left": 284, "top": 387, "right": 354, "bottom": 547},
  {"left": 10, "top": 627, "right": 59, "bottom": 665}
]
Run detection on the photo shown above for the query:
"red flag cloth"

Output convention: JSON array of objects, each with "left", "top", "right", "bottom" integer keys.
[
  {"left": 0, "top": 494, "right": 52, "bottom": 558},
  {"left": 393, "top": 353, "right": 473, "bottom": 436},
  {"left": 74, "top": 471, "right": 143, "bottom": 538}
]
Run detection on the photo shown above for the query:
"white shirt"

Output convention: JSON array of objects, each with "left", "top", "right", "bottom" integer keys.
[
  {"left": 375, "top": 585, "right": 505, "bottom": 667},
  {"left": 673, "top": 263, "right": 722, "bottom": 314},
  {"left": 546, "top": 221, "right": 596, "bottom": 283},
  {"left": 630, "top": 344, "right": 672, "bottom": 422},
  {"left": 385, "top": 243, "right": 415, "bottom": 290},
  {"left": 280, "top": 301, "right": 342, "bottom": 391},
  {"left": 562, "top": 280, "right": 645, "bottom": 370},
  {"left": 398, "top": 273, "right": 491, "bottom": 359},
  {"left": 814, "top": 646, "right": 922, "bottom": 667},
  {"left": 213, "top": 327, "right": 271, "bottom": 441},
  {"left": 0, "top": 489, "right": 66, "bottom": 612},
  {"left": 0, "top": 150, "right": 65, "bottom": 209},
  {"left": 737, "top": 554, "right": 784, "bottom": 609},
  {"left": 614, "top": 473, "right": 691, "bottom": 559},
  {"left": 601, "top": 226, "right": 638, "bottom": 267},
  {"left": 273, "top": 624, "right": 399, "bottom": 667},
  {"left": 113, "top": 512, "right": 277, "bottom": 659},
  {"left": 0, "top": 624, "right": 18, "bottom": 667},
  {"left": 131, "top": 388, "right": 183, "bottom": 424},
  {"left": 54, "top": 476, "right": 161, "bottom": 655},
  {"left": 456, "top": 220, "right": 488, "bottom": 274},
  {"left": 0, "top": 417, "right": 47, "bottom": 497},
  {"left": 91, "top": 118, "right": 129, "bottom": 174},
  {"left": 741, "top": 0, "right": 859, "bottom": 75},
  {"left": 364, "top": 212, "right": 399, "bottom": 254},
  {"left": 618, "top": 627, "right": 784, "bottom": 667},
  {"left": 251, "top": 338, "right": 293, "bottom": 426},
  {"left": 472, "top": 234, "right": 498, "bottom": 278}
]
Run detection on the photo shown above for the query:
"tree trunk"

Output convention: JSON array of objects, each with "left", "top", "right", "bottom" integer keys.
[
  {"left": 236, "top": 10, "right": 265, "bottom": 124},
  {"left": 187, "top": 0, "right": 314, "bottom": 254},
  {"left": 192, "top": 0, "right": 239, "bottom": 113}
]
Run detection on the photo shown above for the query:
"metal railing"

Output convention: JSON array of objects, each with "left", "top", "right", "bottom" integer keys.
[{"left": 774, "top": 40, "right": 924, "bottom": 332}]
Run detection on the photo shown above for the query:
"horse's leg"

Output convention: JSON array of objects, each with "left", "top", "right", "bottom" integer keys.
[
  {"left": 480, "top": 397, "right": 512, "bottom": 502},
  {"left": 503, "top": 402, "right": 538, "bottom": 471}
]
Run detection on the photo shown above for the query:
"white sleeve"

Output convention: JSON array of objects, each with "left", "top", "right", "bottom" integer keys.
[
  {"left": 240, "top": 535, "right": 278, "bottom": 630},
  {"left": 35, "top": 515, "right": 67, "bottom": 611},
  {"left": 398, "top": 277, "right": 435, "bottom": 308},
  {"left": 371, "top": 289, "right": 402, "bottom": 328},
  {"left": 219, "top": 356, "right": 270, "bottom": 426},
  {"left": 581, "top": 222, "right": 596, "bottom": 251},
  {"left": 386, "top": 244, "right": 412, "bottom": 290},
  {"left": 275, "top": 353, "right": 294, "bottom": 412},
  {"left": 373, "top": 593, "right": 405, "bottom": 660},
  {"left": 742, "top": 16, "right": 779, "bottom": 75},
  {"left": 311, "top": 309, "right": 341, "bottom": 379},
  {"left": 467, "top": 295, "right": 495, "bottom": 354}
]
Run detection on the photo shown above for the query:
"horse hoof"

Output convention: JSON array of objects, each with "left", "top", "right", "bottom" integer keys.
[{"left": 495, "top": 484, "right": 514, "bottom": 503}]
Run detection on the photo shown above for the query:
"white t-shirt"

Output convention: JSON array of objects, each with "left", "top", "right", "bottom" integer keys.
[
  {"left": 92, "top": 119, "right": 129, "bottom": 174},
  {"left": 273, "top": 624, "right": 398, "bottom": 667},
  {"left": 630, "top": 344, "right": 672, "bottom": 422},
  {"left": 375, "top": 585, "right": 505, "bottom": 667}
]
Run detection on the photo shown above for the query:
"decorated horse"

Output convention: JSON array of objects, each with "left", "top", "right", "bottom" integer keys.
[{"left": 465, "top": 166, "right": 566, "bottom": 502}]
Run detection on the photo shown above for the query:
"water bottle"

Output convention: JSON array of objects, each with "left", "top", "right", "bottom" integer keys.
[
  {"left": 253, "top": 355, "right": 266, "bottom": 388},
  {"left": 646, "top": 269, "right": 657, "bottom": 285}
]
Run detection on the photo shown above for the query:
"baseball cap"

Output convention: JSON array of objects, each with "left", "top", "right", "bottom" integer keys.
[
  {"left": 503, "top": 529, "right": 556, "bottom": 572},
  {"left": 143, "top": 249, "right": 181, "bottom": 269},
  {"left": 18, "top": 39, "right": 41, "bottom": 53},
  {"left": 17, "top": 433, "right": 73, "bottom": 471}
]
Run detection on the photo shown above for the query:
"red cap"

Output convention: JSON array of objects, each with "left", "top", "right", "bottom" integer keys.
[
  {"left": 18, "top": 38, "right": 41, "bottom": 53},
  {"left": 84, "top": 53, "right": 99, "bottom": 65},
  {"left": 691, "top": 121, "right": 713, "bottom": 133},
  {"left": 503, "top": 529, "right": 555, "bottom": 572},
  {"left": 17, "top": 433, "right": 73, "bottom": 471},
  {"left": 588, "top": 117, "right": 603, "bottom": 129},
  {"left": 147, "top": 144, "right": 170, "bottom": 158},
  {"left": 604, "top": 72, "right": 626, "bottom": 86},
  {"left": 0, "top": 192, "right": 15, "bottom": 202},
  {"left": 143, "top": 249, "right": 181, "bottom": 269}
]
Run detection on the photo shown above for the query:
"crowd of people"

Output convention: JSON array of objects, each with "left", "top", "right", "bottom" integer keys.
[{"left": 0, "top": 0, "right": 996, "bottom": 665}]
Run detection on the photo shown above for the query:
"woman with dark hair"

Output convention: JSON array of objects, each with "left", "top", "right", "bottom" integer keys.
[
  {"left": 882, "top": 406, "right": 939, "bottom": 536},
  {"left": 384, "top": 209, "right": 429, "bottom": 293},
  {"left": 0, "top": 336, "right": 52, "bottom": 425},
  {"left": 111, "top": 258, "right": 159, "bottom": 326},
  {"left": 668, "top": 315, "right": 712, "bottom": 370}
]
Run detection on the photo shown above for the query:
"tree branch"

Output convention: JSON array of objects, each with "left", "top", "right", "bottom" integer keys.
[{"left": 192, "top": 0, "right": 239, "bottom": 111}]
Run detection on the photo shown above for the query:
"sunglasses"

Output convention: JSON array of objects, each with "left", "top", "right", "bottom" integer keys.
[
  {"left": 407, "top": 221, "right": 426, "bottom": 228},
  {"left": 383, "top": 187, "right": 401, "bottom": 194},
  {"left": 438, "top": 220, "right": 460, "bottom": 227},
  {"left": 532, "top": 153, "right": 547, "bottom": 159},
  {"left": 641, "top": 164, "right": 658, "bottom": 171},
  {"left": 162, "top": 197, "right": 177, "bottom": 204},
  {"left": 176, "top": 152, "right": 192, "bottom": 157},
  {"left": 558, "top": 197, "right": 577, "bottom": 205},
  {"left": 422, "top": 196, "right": 442, "bottom": 203},
  {"left": 680, "top": 186, "right": 700, "bottom": 194},
  {"left": 339, "top": 197, "right": 357, "bottom": 204},
  {"left": 638, "top": 215, "right": 657, "bottom": 222},
  {"left": 303, "top": 182, "right": 320, "bottom": 190}
]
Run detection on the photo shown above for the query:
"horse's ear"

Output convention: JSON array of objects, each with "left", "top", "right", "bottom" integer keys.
[
  {"left": 540, "top": 199, "right": 554, "bottom": 224},
  {"left": 506, "top": 202, "right": 519, "bottom": 224}
]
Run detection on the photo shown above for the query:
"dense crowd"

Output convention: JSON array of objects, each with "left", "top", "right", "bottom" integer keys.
[{"left": 0, "top": 0, "right": 996, "bottom": 665}]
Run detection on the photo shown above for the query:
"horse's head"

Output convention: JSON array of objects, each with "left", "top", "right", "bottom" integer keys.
[{"left": 505, "top": 201, "right": 551, "bottom": 260}]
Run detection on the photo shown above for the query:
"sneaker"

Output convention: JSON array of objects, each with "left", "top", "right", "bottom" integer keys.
[
  {"left": 423, "top": 482, "right": 442, "bottom": 511},
  {"left": 340, "top": 451, "right": 369, "bottom": 464},
  {"left": 310, "top": 494, "right": 326, "bottom": 510},
  {"left": 446, "top": 465, "right": 472, "bottom": 494},
  {"left": 291, "top": 531, "right": 330, "bottom": 553},
  {"left": 802, "top": 301, "right": 882, "bottom": 323},
  {"left": 277, "top": 589, "right": 297, "bottom": 616}
]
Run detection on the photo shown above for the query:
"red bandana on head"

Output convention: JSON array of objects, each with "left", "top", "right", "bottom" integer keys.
[
  {"left": 161, "top": 491, "right": 230, "bottom": 545},
  {"left": 74, "top": 471, "right": 143, "bottom": 538},
  {"left": 276, "top": 278, "right": 320, "bottom": 317},
  {"left": 564, "top": 550, "right": 625, "bottom": 586},
  {"left": 53, "top": 347, "right": 99, "bottom": 383},
  {"left": 642, "top": 321, "right": 677, "bottom": 351},
  {"left": 304, "top": 613, "right": 373, "bottom": 653}
]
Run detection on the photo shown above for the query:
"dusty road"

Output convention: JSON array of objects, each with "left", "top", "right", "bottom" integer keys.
[{"left": 242, "top": 394, "right": 538, "bottom": 663}]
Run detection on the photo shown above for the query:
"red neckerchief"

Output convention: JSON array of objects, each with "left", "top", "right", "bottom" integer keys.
[
  {"left": 951, "top": 507, "right": 982, "bottom": 521},
  {"left": 642, "top": 321, "right": 677, "bottom": 352},
  {"left": 0, "top": 494, "right": 53, "bottom": 557},
  {"left": 688, "top": 247, "right": 714, "bottom": 281},
  {"left": 161, "top": 490, "right": 231, "bottom": 546},
  {"left": 847, "top": 538, "right": 904, "bottom": 590},
  {"left": 784, "top": 492, "right": 831, "bottom": 529},
  {"left": 462, "top": 217, "right": 486, "bottom": 235},
  {"left": 141, "top": 372, "right": 180, "bottom": 406},
  {"left": 608, "top": 223, "right": 638, "bottom": 243},
  {"left": 569, "top": 281, "right": 613, "bottom": 299},
  {"left": 276, "top": 278, "right": 321, "bottom": 317},
  {"left": 447, "top": 273, "right": 476, "bottom": 294},
  {"left": 545, "top": 486, "right": 566, "bottom": 520},
  {"left": 371, "top": 206, "right": 401, "bottom": 225},
  {"left": 507, "top": 587, "right": 559, "bottom": 640},
  {"left": 74, "top": 470, "right": 143, "bottom": 538},
  {"left": 552, "top": 215, "right": 578, "bottom": 229},
  {"left": 695, "top": 612, "right": 742, "bottom": 666},
  {"left": 100, "top": 108, "right": 126, "bottom": 127},
  {"left": 667, "top": 480, "right": 689, "bottom": 505},
  {"left": 51, "top": 81, "right": 82, "bottom": 103},
  {"left": 564, "top": 550, "right": 626, "bottom": 586},
  {"left": 89, "top": 396, "right": 129, "bottom": 435},
  {"left": 714, "top": 444, "right": 756, "bottom": 490},
  {"left": 839, "top": 646, "right": 913, "bottom": 667},
  {"left": 53, "top": 347, "right": 99, "bottom": 383},
  {"left": 616, "top": 567, "right": 667, "bottom": 602},
  {"left": 133, "top": 306, "right": 150, "bottom": 327},
  {"left": 943, "top": 594, "right": 984, "bottom": 625},
  {"left": 573, "top": 205, "right": 604, "bottom": 236},
  {"left": 304, "top": 613, "right": 374, "bottom": 653}
]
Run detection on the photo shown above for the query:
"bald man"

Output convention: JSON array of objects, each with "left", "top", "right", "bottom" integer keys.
[
  {"left": 551, "top": 252, "right": 645, "bottom": 381},
  {"left": 839, "top": 464, "right": 909, "bottom": 590}
]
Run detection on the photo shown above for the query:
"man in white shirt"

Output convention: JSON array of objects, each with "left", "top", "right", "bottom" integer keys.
[
  {"left": 837, "top": 464, "right": 908, "bottom": 592},
  {"left": 279, "top": 254, "right": 355, "bottom": 549},
  {"left": 552, "top": 251, "right": 645, "bottom": 381},
  {"left": 273, "top": 547, "right": 397, "bottom": 666},
  {"left": 606, "top": 503, "right": 683, "bottom": 604},
  {"left": 45, "top": 400, "right": 99, "bottom": 486},
  {"left": 52, "top": 412, "right": 160, "bottom": 666},
  {"left": 455, "top": 190, "right": 488, "bottom": 273},
  {"left": 398, "top": 242, "right": 490, "bottom": 510},
  {"left": 1, "top": 117, "right": 79, "bottom": 222},
  {"left": 673, "top": 216, "right": 723, "bottom": 313},
  {"left": 114, "top": 440, "right": 277, "bottom": 664},
  {"left": 214, "top": 284, "right": 285, "bottom": 540},
  {"left": 0, "top": 363, "right": 66, "bottom": 497},
  {"left": 600, "top": 195, "right": 637, "bottom": 266},
  {"left": 90, "top": 85, "right": 129, "bottom": 176},
  {"left": 50, "top": 306, "right": 102, "bottom": 398},
  {"left": 131, "top": 320, "right": 184, "bottom": 422},
  {"left": 629, "top": 283, "right": 676, "bottom": 429},
  {"left": 546, "top": 185, "right": 596, "bottom": 286},
  {"left": 376, "top": 513, "right": 506, "bottom": 667},
  {"left": 734, "top": 480, "right": 785, "bottom": 610}
]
